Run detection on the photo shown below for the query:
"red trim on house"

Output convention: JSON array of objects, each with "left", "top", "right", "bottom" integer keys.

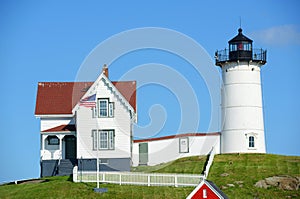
[
  {"left": 35, "top": 80, "right": 137, "bottom": 115},
  {"left": 42, "top": 124, "right": 76, "bottom": 132},
  {"left": 133, "top": 132, "right": 220, "bottom": 143}
]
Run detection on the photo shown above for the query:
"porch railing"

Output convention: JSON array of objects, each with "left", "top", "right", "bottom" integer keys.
[
  {"left": 215, "top": 48, "right": 267, "bottom": 64},
  {"left": 52, "top": 151, "right": 62, "bottom": 176}
]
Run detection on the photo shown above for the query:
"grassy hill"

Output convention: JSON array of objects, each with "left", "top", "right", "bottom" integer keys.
[{"left": 0, "top": 154, "right": 299, "bottom": 198}]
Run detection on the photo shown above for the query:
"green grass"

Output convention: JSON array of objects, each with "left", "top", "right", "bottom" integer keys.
[
  {"left": 132, "top": 155, "right": 207, "bottom": 174},
  {"left": 209, "top": 154, "right": 300, "bottom": 199},
  {"left": 0, "top": 154, "right": 299, "bottom": 198},
  {"left": 0, "top": 176, "right": 193, "bottom": 199}
]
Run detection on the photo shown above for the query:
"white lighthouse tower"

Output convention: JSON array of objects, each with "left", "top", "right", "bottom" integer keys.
[{"left": 215, "top": 28, "right": 267, "bottom": 153}]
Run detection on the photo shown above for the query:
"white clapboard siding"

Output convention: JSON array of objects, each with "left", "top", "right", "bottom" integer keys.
[
  {"left": 40, "top": 117, "right": 75, "bottom": 131},
  {"left": 132, "top": 135, "right": 220, "bottom": 166},
  {"left": 76, "top": 78, "right": 132, "bottom": 159}
]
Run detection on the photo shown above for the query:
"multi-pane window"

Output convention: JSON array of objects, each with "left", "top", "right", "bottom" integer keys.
[
  {"left": 99, "top": 99, "right": 108, "bottom": 117},
  {"left": 96, "top": 99, "right": 114, "bottom": 118},
  {"left": 249, "top": 136, "right": 255, "bottom": 148},
  {"left": 229, "top": 44, "right": 237, "bottom": 52},
  {"left": 229, "top": 43, "right": 252, "bottom": 51},
  {"left": 244, "top": 43, "right": 252, "bottom": 51},
  {"left": 92, "top": 130, "right": 115, "bottom": 150}
]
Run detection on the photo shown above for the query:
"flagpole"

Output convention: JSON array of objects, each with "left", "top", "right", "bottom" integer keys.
[
  {"left": 95, "top": 100, "right": 100, "bottom": 190},
  {"left": 96, "top": 133, "right": 99, "bottom": 189},
  {"left": 92, "top": 92, "right": 107, "bottom": 194}
]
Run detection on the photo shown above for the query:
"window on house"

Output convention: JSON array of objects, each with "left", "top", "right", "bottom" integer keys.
[
  {"left": 249, "top": 136, "right": 255, "bottom": 148},
  {"left": 179, "top": 137, "right": 189, "bottom": 153},
  {"left": 48, "top": 136, "right": 59, "bottom": 145},
  {"left": 100, "top": 159, "right": 109, "bottom": 164},
  {"left": 203, "top": 189, "right": 207, "bottom": 198},
  {"left": 97, "top": 99, "right": 114, "bottom": 118},
  {"left": 92, "top": 130, "right": 115, "bottom": 150},
  {"left": 98, "top": 99, "right": 108, "bottom": 117}
]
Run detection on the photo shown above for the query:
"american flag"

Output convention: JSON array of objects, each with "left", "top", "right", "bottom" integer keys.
[{"left": 79, "top": 94, "right": 96, "bottom": 108}]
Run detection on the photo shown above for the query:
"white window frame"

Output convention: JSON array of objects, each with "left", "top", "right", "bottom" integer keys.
[
  {"left": 249, "top": 136, "right": 255, "bottom": 148},
  {"left": 245, "top": 133, "right": 257, "bottom": 150},
  {"left": 92, "top": 130, "right": 115, "bottom": 150},
  {"left": 179, "top": 137, "right": 189, "bottom": 153},
  {"left": 96, "top": 99, "right": 114, "bottom": 118},
  {"left": 98, "top": 99, "right": 108, "bottom": 117}
]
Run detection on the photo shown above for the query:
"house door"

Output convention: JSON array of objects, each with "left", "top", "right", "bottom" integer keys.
[
  {"left": 139, "top": 143, "right": 148, "bottom": 165},
  {"left": 64, "top": 135, "right": 76, "bottom": 159}
]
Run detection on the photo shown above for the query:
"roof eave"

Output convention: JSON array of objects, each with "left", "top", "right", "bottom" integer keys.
[
  {"left": 35, "top": 114, "right": 74, "bottom": 118},
  {"left": 41, "top": 131, "right": 76, "bottom": 134}
]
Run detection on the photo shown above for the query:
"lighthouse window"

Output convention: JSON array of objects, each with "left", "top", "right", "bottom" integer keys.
[
  {"left": 244, "top": 43, "right": 252, "bottom": 51},
  {"left": 249, "top": 136, "right": 255, "bottom": 148},
  {"left": 229, "top": 44, "right": 237, "bottom": 51}
]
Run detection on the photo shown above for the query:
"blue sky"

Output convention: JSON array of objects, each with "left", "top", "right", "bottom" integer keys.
[{"left": 0, "top": 0, "right": 299, "bottom": 183}]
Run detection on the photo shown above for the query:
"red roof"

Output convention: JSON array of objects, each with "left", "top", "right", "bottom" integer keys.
[
  {"left": 42, "top": 124, "right": 76, "bottom": 132},
  {"left": 112, "top": 81, "right": 136, "bottom": 112},
  {"left": 35, "top": 81, "right": 136, "bottom": 115},
  {"left": 187, "top": 180, "right": 228, "bottom": 199},
  {"left": 133, "top": 132, "right": 220, "bottom": 143}
]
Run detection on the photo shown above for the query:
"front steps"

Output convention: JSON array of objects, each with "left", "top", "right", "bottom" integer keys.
[
  {"left": 57, "top": 159, "right": 77, "bottom": 176},
  {"left": 41, "top": 159, "right": 77, "bottom": 177}
]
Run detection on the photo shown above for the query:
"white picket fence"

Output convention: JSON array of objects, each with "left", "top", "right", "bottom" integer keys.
[
  {"left": 73, "top": 167, "right": 203, "bottom": 187},
  {"left": 73, "top": 146, "right": 216, "bottom": 187}
]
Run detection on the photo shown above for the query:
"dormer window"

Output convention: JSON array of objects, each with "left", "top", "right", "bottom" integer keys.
[
  {"left": 99, "top": 99, "right": 108, "bottom": 117},
  {"left": 94, "top": 98, "right": 114, "bottom": 118}
]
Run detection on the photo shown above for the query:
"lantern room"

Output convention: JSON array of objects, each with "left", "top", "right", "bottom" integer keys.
[
  {"left": 215, "top": 28, "right": 267, "bottom": 67},
  {"left": 228, "top": 28, "right": 252, "bottom": 61}
]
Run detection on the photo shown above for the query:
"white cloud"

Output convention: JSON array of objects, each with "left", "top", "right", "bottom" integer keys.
[{"left": 250, "top": 25, "right": 300, "bottom": 46}]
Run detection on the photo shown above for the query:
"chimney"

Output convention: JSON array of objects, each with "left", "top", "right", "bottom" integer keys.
[{"left": 102, "top": 64, "right": 109, "bottom": 78}]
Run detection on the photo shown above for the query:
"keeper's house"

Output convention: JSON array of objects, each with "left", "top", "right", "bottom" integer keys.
[{"left": 35, "top": 66, "right": 137, "bottom": 177}]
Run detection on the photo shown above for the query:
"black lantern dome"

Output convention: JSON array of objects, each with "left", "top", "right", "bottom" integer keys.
[
  {"left": 228, "top": 28, "right": 252, "bottom": 61},
  {"left": 215, "top": 28, "right": 266, "bottom": 67}
]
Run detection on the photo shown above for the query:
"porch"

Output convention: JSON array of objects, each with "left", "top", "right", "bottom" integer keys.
[
  {"left": 40, "top": 133, "right": 77, "bottom": 177},
  {"left": 41, "top": 134, "right": 77, "bottom": 160}
]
